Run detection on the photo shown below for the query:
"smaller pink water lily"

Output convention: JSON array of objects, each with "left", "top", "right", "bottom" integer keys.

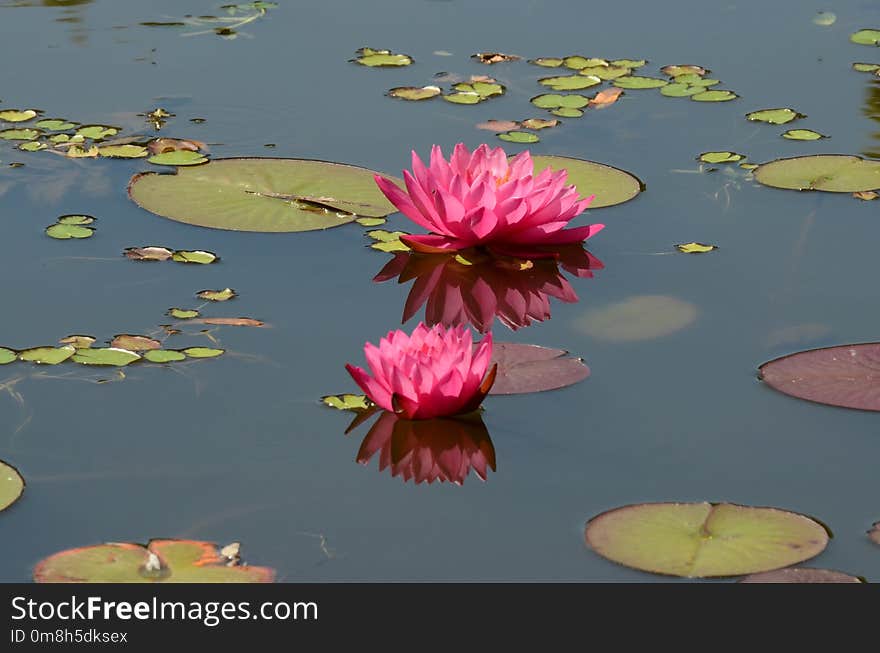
[
  {"left": 374, "top": 143, "right": 604, "bottom": 258},
  {"left": 346, "top": 323, "right": 496, "bottom": 420}
]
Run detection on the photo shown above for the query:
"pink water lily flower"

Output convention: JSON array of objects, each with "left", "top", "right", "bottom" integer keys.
[
  {"left": 374, "top": 143, "right": 604, "bottom": 258},
  {"left": 346, "top": 323, "right": 496, "bottom": 420}
]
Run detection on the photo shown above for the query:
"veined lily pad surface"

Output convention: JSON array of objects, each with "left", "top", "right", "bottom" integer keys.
[
  {"left": 128, "top": 158, "right": 400, "bottom": 232},
  {"left": 529, "top": 155, "right": 643, "bottom": 208},
  {"left": 754, "top": 155, "right": 880, "bottom": 192},
  {"left": 489, "top": 343, "right": 590, "bottom": 395},
  {"left": 585, "top": 502, "right": 829, "bottom": 577}
]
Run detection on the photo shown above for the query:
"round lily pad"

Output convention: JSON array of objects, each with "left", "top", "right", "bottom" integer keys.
[
  {"left": 148, "top": 150, "right": 208, "bottom": 166},
  {"left": 197, "top": 288, "right": 236, "bottom": 301},
  {"left": 99, "top": 144, "right": 149, "bottom": 158},
  {"left": 387, "top": 86, "right": 441, "bottom": 101},
  {"left": 529, "top": 155, "right": 643, "bottom": 209},
  {"left": 530, "top": 57, "right": 564, "bottom": 67},
  {"left": 584, "top": 502, "right": 829, "bottom": 578},
  {"left": 33, "top": 539, "right": 275, "bottom": 583},
  {"left": 144, "top": 350, "right": 187, "bottom": 363},
  {"left": 18, "top": 141, "right": 46, "bottom": 152},
  {"left": 171, "top": 250, "right": 218, "bottom": 264},
  {"left": 0, "top": 109, "right": 39, "bottom": 123},
  {"left": 851, "top": 29, "right": 880, "bottom": 46},
  {"left": 699, "top": 151, "right": 744, "bottom": 164},
  {"left": 539, "top": 74, "right": 602, "bottom": 91},
  {"left": 182, "top": 347, "right": 225, "bottom": 358},
  {"left": 531, "top": 94, "right": 589, "bottom": 110},
  {"left": 661, "top": 64, "right": 709, "bottom": 77},
  {"left": 45, "top": 224, "right": 94, "bottom": 239},
  {"left": 612, "top": 76, "right": 668, "bottom": 89},
  {"left": 759, "top": 342, "right": 880, "bottom": 410},
  {"left": 168, "top": 308, "right": 199, "bottom": 319},
  {"left": 660, "top": 83, "right": 704, "bottom": 97},
  {"left": 128, "top": 158, "right": 400, "bottom": 232},
  {"left": 352, "top": 47, "right": 412, "bottom": 67},
  {"left": 498, "top": 131, "right": 539, "bottom": 144},
  {"left": 489, "top": 343, "right": 590, "bottom": 395},
  {"left": 72, "top": 348, "right": 141, "bottom": 366},
  {"left": 853, "top": 63, "right": 880, "bottom": 73},
  {"left": 0, "top": 460, "right": 24, "bottom": 512},
  {"left": 58, "top": 214, "right": 95, "bottom": 225},
  {"left": 0, "top": 348, "right": 16, "bottom": 364},
  {"left": 576, "top": 295, "right": 697, "bottom": 341},
  {"left": 563, "top": 56, "right": 607, "bottom": 69},
  {"left": 782, "top": 129, "right": 827, "bottom": 141},
  {"left": 739, "top": 568, "right": 862, "bottom": 583},
  {"left": 110, "top": 335, "right": 161, "bottom": 351},
  {"left": 690, "top": 90, "right": 738, "bottom": 102},
  {"left": 746, "top": 108, "right": 804, "bottom": 125},
  {"left": 0, "top": 128, "right": 40, "bottom": 141},
  {"left": 753, "top": 155, "right": 880, "bottom": 192},
  {"left": 19, "top": 345, "right": 76, "bottom": 365},
  {"left": 578, "top": 65, "right": 630, "bottom": 79},
  {"left": 34, "top": 118, "right": 76, "bottom": 131},
  {"left": 551, "top": 107, "right": 583, "bottom": 118},
  {"left": 76, "top": 125, "right": 119, "bottom": 140}
]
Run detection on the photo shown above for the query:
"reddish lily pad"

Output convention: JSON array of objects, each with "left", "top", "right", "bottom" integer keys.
[
  {"left": 738, "top": 568, "right": 863, "bottom": 583},
  {"left": 759, "top": 343, "right": 880, "bottom": 411},
  {"left": 33, "top": 539, "right": 275, "bottom": 583},
  {"left": 585, "top": 502, "right": 829, "bottom": 578},
  {"left": 110, "top": 334, "right": 162, "bottom": 351},
  {"left": 489, "top": 343, "right": 589, "bottom": 395}
]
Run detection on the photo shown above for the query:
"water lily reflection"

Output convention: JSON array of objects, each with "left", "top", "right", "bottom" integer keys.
[
  {"left": 347, "top": 410, "right": 496, "bottom": 485},
  {"left": 374, "top": 245, "right": 603, "bottom": 332}
]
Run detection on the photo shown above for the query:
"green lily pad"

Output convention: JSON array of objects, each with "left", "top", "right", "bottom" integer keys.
[
  {"left": 168, "top": 308, "right": 200, "bottom": 319},
  {"left": 367, "top": 229, "right": 410, "bottom": 252},
  {"left": 45, "top": 224, "right": 94, "bottom": 239},
  {"left": 672, "top": 74, "right": 718, "bottom": 87},
  {"left": 0, "top": 348, "right": 16, "bottom": 364},
  {"left": 690, "top": 90, "right": 738, "bottom": 102},
  {"left": 575, "top": 295, "right": 697, "bottom": 341},
  {"left": 529, "top": 57, "right": 564, "bottom": 67},
  {"left": 34, "top": 119, "right": 76, "bottom": 131},
  {"left": 144, "top": 350, "right": 187, "bottom": 363},
  {"left": 853, "top": 62, "right": 880, "bottom": 73},
  {"left": 19, "top": 345, "right": 76, "bottom": 365},
  {"left": 58, "top": 214, "right": 95, "bottom": 225},
  {"left": 531, "top": 93, "right": 590, "bottom": 110},
  {"left": 551, "top": 107, "right": 583, "bottom": 118},
  {"left": 0, "top": 128, "right": 40, "bottom": 141},
  {"left": 519, "top": 118, "right": 559, "bottom": 130},
  {"left": 387, "top": 85, "right": 441, "bottom": 101},
  {"left": 76, "top": 125, "right": 119, "bottom": 140},
  {"left": 675, "top": 242, "right": 717, "bottom": 253},
  {"left": 72, "top": 348, "right": 141, "bottom": 366},
  {"left": 453, "top": 81, "right": 505, "bottom": 99},
  {"left": 148, "top": 150, "right": 209, "bottom": 166},
  {"left": 33, "top": 539, "right": 275, "bottom": 583},
  {"left": 782, "top": 129, "right": 827, "bottom": 141},
  {"left": 110, "top": 335, "right": 161, "bottom": 351},
  {"left": 753, "top": 155, "right": 880, "bottom": 192},
  {"left": 351, "top": 47, "right": 413, "bottom": 67},
  {"left": 100, "top": 144, "right": 149, "bottom": 158},
  {"left": 660, "top": 83, "right": 705, "bottom": 97},
  {"left": 530, "top": 155, "right": 643, "bottom": 208},
  {"left": 539, "top": 74, "right": 602, "bottom": 91},
  {"left": 321, "top": 394, "right": 371, "bottom": 411},
  {"left": 610, "top": 59, "right": 646, "bottom": 69},
  {"left": 498, "top": 131, "right": 539, "bottom": 144},
  {"left": 18, "top": 141, "right": 46, "bottom": 152},
  {"left": 182, "top": 347, "right": 225, "bottom": 359},
  {"left": 443, "top": 92, "right": 481, "bottom": 105},
  {"left": 585, "top": 502, "right": 829, "bottom": 578},
  {"left": 740, "top": 162, "right": 759, "bottom": 170},
  {"left": 0, "top": 109, "right": 39, "bottom": 123},
  {"left": 49, "top": 133, "right": 83, "bottom": 144},
  {"left": 613, "top": 76, "right": 668, "bottom": 89},
  {"left": 197, "top": 288, "right": 237, "bottom": 301},
  {"left": 562, "top": 56, "right": 607, "bottom": 70},
  {"left": 746, "top": 108, "right": 804, "bottom": 125},
  {"left": 59, "top": 335, "right": 96, "bottom": 349},
  {"left": 128, "top": 158, "right": 400, "bottom": 232},
  {"left": 171, "top": 250, "right": 218, "bottom": 264},
  {"left": 0, "top": 460, "right": 24, "bottom": 512},
  {"left": 354, "top": 216, "right": 386, "bottom": 227},
  {"left": 850, "top": 29, "right": 880, "bottom": 46},
  {"left": 578, "top": 65, "right": 630, "bottom": 79},
  {"left": 699, "top": 151, "right": 744, "bottom": 164},
  {"left": 661, "top": 64, "right": 709, "bottom": 77}
]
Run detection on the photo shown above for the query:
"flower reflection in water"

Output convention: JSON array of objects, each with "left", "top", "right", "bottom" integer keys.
[
  {"left": 374, "top": 244, "right": 603, "bottom": 332},
  {"left": 346, "top": 410, "right": 496, "bottom": 485}
]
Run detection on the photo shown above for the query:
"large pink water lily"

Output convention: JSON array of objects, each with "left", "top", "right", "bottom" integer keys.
[
  {"left": 345, "top": 323, "right": 496, "bottom": 420},
  {"left": 374, "top": 143, "right": 604, "bottom": 257}
]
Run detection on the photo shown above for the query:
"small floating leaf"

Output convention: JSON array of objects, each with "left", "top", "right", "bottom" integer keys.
[
  {"left": 171, "top": 250, "right": 218, "bottom": 264},
  {"left": 584, "top": 502, "right": 829, "bottom": 578},
  {"left": 471, "top": 52, "right": 520, "bottom": 64},
  {"left": 58, "top": 214, "right": 95, "bottom": 225},
  {"left": 19, "top": 345, "right": 76, "bottom": 365},
  {"left": 661, "top": 64, "right": 708, "bottom": 77},
  {"left": 354, "top": 216, "right": 386, "bottom": 227},
  {"left": 321, "top": 394, "right": 371, "bottom": 411},
  {"left": 690, "top": 90, "right": 738, "bottom": 102},
  {"left": 76, "top": 125, "right": 119, "bottom": 140},
  {"left": 49, "top": 133, "right": 82, "bottom": 144},
  {"left": 672, "top": 74, "right": 718, "bottom": 87},
  {"left": 551, "top": 107, "right": 583, "bottom": 118},
  {"left": 64, "top": 145, "right": 99, "bottom": 158},
  {"left": 489, "top": 343, "right": 590, "bottom": 395},
  {"left": 562, "top": 56, "right": 607, "bottom": 70},
  {"left": 531, "top": 93, "right": 590, "bottom": 110},
  {"left": 675, "top": 242, "right": 717, "bottom": 253},
  {"left": 539, "top": 74, "right": 602, "bottom": 91},
  {"left": 609, "top": 59, "right": 646, "bottom": 69},
  {"left": 739, "top": 568, "right": 862, "bottom": 583},
  {"left": 850, "top": 29, "right": 880, "bottom": 46},
  {"left": 367, "top": 229, "right": 410, "bottom": 252},
  {"left": 18, "top": 141, "right": 46, "bottom": 152},
  {"left": 699, "top": 151, "right": 744, "bottom": 164},
  {"left": 0, "top": 348, "right": 16, "bottom": 364},
  {"left": 782, "top": 129, "right": 827, "bottom": 141},
  {"left": 753, "top": 155, "right": 880, "bottom": 192},
  {"left": 182, "top": 347, "right": 225, "bottom": 359},
  {"left": 740, "top": 162, "right": 759, "bottom": 170},
  {"left": 0, "top": 460, "right": 24, "bottom": 512},
  {"left": 110, "top": 335, "right": 161, "bottom": 351},
  {"left": 854, "top": 190, "right": 879, "bottom": 200},
  {"left": 613, "top": 76, "right": 668, "bottom": 89},
  {"left": 759, "top": 342, "right": 880, "bottom": 410},
  {"left": 579, "top": 65, "right": 630, "bottom": 80},
  {"left": 812, "top": 12, "right": 836, "bottom": 27},
  {"left": 99, "top": 144, "right": 149, "bottom": 158},
  {"left": 519, "top": 118, "right": 559, "bottom": 130},
  {"left": 197, "top": 317, "right": 264, "bottom": 327},
  {"left": 34, "top": 118, "right": 76, "bottom": 131},
  {"left": 144, "top": 350, "right": 187, "bottom": 363},
  {"left": 498, "top": 131, "right": 539, "bottom": 144},
  {"left": 72, "top": 348, "right": 141, "bottom": 366},
  {"left": 746, "top": 108, "right": 805, "bottom": 124},
  {"left": 660, "top": 83, "right": 704, "bottom": 97},
  {"left": 387, "top": 85, "right": 441, "bottom": 101},
  {"left": 529, "top": 57, "right": 564, "bottom": 67},
  {"left": 576, "top": 295, "right": 697, "bottom": 341},
  {"left": 33, "top": 539, "right": 275, "bottom": 583},
  {"left": 168, "top": 308, "right": 200, "bottom": 319},
  {"left": 476, "top": 119, "right": 519, "bottom": 132},
  {"left": 59, "top": 335, "right": 96, "bottom": 349},
  {"left": 197, "top": 288, "right": 237, "bottom": 301},
  {"left": 124, "top": 246, "right": 174, "bottom": 261},
  {"left": 352, "top": 47, "right": 413, "bottom": 67},
  {"left": 148, "top": 150, "right": 208, "bottom": 166},
  {"left": 530, "top": 155, "right": 643, "bottom": 208},
  {"left": 443, "top": 92, "right": 480, "bottom": 105},
  {"left": 853, "top": 62, "right": 880, "bottom": 72},
  {"left": 0, "top": 128, "right": 40, "bottom": 141},
  {"left": 45, "top": 224, "right": 94, "bottom": 239},
  {"left": 0, "top": 109, "right": 38, "bottom": 123}
]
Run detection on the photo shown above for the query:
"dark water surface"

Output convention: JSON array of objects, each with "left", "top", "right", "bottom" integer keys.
[{"left": 1, "top": 0, "right": 879, "bottom": 581}]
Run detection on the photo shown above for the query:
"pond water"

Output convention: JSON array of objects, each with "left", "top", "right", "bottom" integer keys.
[{"left": 1, "top": 0, "right": 879, "bottom": 582}]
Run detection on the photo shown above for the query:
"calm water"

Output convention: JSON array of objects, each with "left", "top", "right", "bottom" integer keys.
[{"left": 1, "top": 0, "right": 879, "bottom": 581}]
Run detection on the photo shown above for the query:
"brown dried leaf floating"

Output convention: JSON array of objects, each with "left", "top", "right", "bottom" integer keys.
[{"left": 471, "top": 52, "right": 521, "bottom": 64}]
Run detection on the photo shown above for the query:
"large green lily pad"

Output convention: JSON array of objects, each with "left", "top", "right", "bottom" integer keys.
[
  {"left": 128, "top": 158, "right": 400, "bottom": 232},
  {"left": 0, "top": 460, "right": 24, "bottom": 512},
  {"left": 585, "top": 502, "right": 829, "bottom": 578},
  {"left": 529, "top": 155, "right": 643, "bottom": 208},
  {"left": 753, "top": 155, "right": 880, "bottom": 192},
  {"left": 33, "top": 539, "right": 275, "bottom": 583}
]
